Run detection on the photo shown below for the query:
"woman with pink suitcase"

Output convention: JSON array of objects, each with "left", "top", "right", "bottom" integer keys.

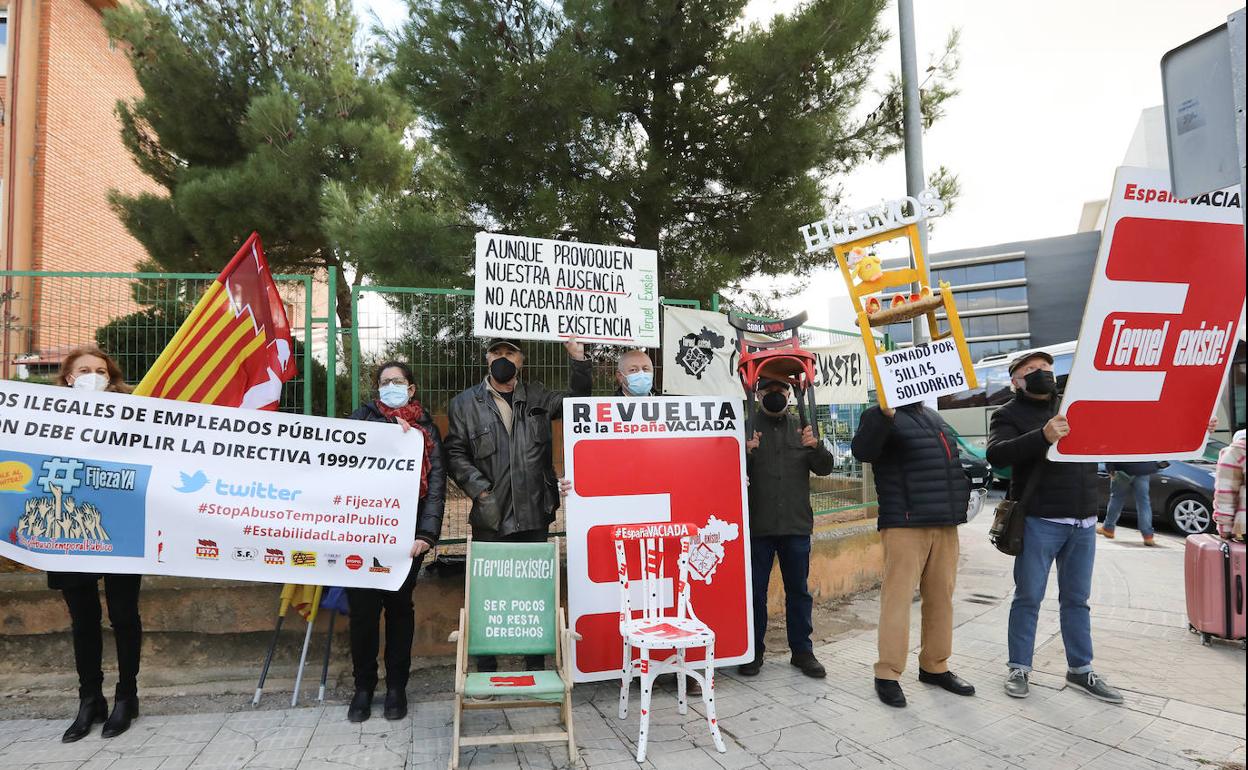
[{"left": 1185, "top": 429, "right": 1246, "bottom": 648}]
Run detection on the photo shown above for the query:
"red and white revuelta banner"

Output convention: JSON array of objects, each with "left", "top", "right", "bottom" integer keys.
[{"left": 563, "top": 397, "right": 753, "bottom": 683}]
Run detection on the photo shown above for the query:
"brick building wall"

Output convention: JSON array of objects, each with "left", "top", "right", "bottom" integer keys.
[{"left": 12, "top": 0, "right": 162, "bottom": 356}]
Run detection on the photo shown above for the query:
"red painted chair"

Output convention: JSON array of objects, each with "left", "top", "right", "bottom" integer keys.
[
  {"left": 612, "top": 522, "right": 727, "bottom": 763},
  {"left": 727, "top": 310, "right": 819, "bottom": 436}
]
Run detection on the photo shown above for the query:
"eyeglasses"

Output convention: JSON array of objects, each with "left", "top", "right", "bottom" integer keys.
[{"left": 379, "top": 378, "right": 409, "bottom": 387}]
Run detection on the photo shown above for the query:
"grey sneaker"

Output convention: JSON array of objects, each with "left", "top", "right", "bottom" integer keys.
[
  {"left": 1004, "top": 668, "right": 1030, "bottom": 698},
  {"left": 1066, "top": 671, "right": 1123, "bottom": 704}
]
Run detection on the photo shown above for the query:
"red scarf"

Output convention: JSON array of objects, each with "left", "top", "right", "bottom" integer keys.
[{"left": 376, "top": 399, "right": 435, "bottom": 499}]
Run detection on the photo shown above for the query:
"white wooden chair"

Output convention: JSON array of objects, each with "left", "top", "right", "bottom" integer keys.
[{"left": 612, "top": 522, "right": 727, "bottom": 762}]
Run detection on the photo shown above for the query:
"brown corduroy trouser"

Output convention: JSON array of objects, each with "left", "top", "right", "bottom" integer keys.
[{"left": 874, "top": 526, "right": 959, "bottom": 681}]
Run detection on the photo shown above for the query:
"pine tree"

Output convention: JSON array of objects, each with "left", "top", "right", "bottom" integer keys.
[
  {"left": 104, "top": 0, "right": 472, "bottom": 331},
  {"left": 387, "top": 0, "right": 958, "bottom": 301}
]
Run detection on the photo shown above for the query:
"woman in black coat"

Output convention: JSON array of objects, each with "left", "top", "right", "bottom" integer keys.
[
  {"left": 48, "top": 346, "right": 142, "bottom": 742},
  {"left": 343, "top": 361, "right": 446, "bottom": 723}
]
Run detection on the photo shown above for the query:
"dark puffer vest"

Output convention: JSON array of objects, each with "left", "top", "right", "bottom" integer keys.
[{"left": 851, "top": 404, "right": 971, "bottom": 530}]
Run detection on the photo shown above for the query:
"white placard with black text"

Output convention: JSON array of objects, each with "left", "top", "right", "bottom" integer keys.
[
  {"left": 875, "top": 338, "right": 968, "bottom": 407},
  {"left": 473, "top": 232, "right": 660, "bottom": 347}
]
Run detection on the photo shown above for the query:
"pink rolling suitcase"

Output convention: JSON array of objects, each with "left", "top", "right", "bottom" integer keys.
[{"left": 1184, "top": 534, "right": 1246, "bottom": 648}]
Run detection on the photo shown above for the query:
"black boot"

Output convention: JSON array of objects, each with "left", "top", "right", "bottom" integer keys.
[
  {"left": 62, "top": 695, "right": 108, "bottom": 743},
  {"left": 347, "top": 689, "right": 373, "bottom": 723},
  {"left": 918, "top": 669, "right": 976, "bottom": 696},
  {"left": 383, "top": 688, "right": 408, "bottom": 721},
  {"left": 874, "top": 678, "right": 906, "bottom": 708},
  {"left": 101, "top": 695, "right": 137, "bottom": 739},
  {"left": 737, "top": 655, "right": 763, "bottom": 676}
]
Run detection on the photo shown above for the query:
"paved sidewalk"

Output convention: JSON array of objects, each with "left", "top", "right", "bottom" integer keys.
[{"left": 1, "top": 512, "right": 1244, "bottom": 770}]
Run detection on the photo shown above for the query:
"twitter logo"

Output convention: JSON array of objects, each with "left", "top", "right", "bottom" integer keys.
[{"left": 175, "top": 471, "right": 209, "bottom": 493}]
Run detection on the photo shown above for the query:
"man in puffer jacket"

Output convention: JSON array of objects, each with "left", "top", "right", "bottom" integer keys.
[
  {"left": 852, "top": 397, "right": 975, "bottom": 708},
  {"left": 987, "top": 350, "right": 1123, "bottom": 705}
]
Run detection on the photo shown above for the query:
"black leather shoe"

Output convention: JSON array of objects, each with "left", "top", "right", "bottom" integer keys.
[
  {"left": 737, "top": 656, "right": 763, "bottom": 676},
  {"left": 347, "top": 689, "right": 373, "bottom": 723},
  {"left": 62, "top": 695, "right": 108, "bottom": 743},
  {"left": 790, "top": 652, "right": 827, "bottom": 679},
  {"left": 919, "top": 669, "right": 976, "bottom": 696},
  {"left": 101, "top": 696, "right": 138, "bottom": 739},
  {"left": 874, "top": 678, "right": 906, "bottom": 708},
  {"left": 383, "top": 688, "right": 407, "bottom": 721}
]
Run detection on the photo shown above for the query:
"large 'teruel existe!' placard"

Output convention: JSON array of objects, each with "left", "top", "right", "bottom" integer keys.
[{"left": 473, "top": 232, "right": 660, "bottom": 347}]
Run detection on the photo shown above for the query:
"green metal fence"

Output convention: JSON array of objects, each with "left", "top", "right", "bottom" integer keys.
[
  {"left": 0, "top": 271, "right": 885, "bottom": 550},
  {"left": 0, "top": 270, "right": 318, "bottom": 415}
]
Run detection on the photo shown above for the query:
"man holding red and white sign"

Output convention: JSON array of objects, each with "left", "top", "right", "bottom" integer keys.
[
  {"left": 563, "top": 396, "right": 753, "bottom": 682},
  {"left": 1050, "top": 166, "right": 1244, "bottom": 462}
]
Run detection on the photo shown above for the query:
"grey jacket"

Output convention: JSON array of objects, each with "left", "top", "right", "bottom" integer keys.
[
  {"left": 747, "top": 410, "right": 836, "bottom": 537},
  {"left": 445, "top": 358, "right": 592, "bottom": 536}
]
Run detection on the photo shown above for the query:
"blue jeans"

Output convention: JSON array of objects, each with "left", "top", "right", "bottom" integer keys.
[
  {"left": 1008, "top": 517, "right": 1096, "bottom": 674},
  {"left": 1104, "top": 473, "right": 1154, "bottom": 537},
  {"left": 751, "top": 535, "right": 814, "bottom": 656}
]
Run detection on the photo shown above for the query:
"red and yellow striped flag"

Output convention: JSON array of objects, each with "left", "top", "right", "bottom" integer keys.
[{"left": 133, "top": 233, "right": 297, "bottom": 409}]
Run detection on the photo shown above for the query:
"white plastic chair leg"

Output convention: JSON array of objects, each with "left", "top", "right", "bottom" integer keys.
[
  {"left": 619, "top": 640, "right": 631, "bottom": 720},
  {"left": 703, "top": 645, "right": 727, "bottom": 754},
  {"left": 636, "top": 650, "right": 655, "bottom": 763},
  {"left": 677, "top": 649, "right": 688, "bottom": 715}
]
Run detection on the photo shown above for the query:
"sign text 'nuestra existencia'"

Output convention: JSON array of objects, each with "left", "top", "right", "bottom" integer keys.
[{"left": 473, "top": 232, "right": 660, "bottom": 347}]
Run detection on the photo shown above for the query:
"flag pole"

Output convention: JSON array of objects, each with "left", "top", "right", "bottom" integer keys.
[
  {"left": 253, "top": 584, "right": 295, "bottom": 707},
  {"left": 318, "top": 608, "right": 338, "bottom": 702},
  {"left": 291, "top": 585, "right": 323, "bottom": 707}
]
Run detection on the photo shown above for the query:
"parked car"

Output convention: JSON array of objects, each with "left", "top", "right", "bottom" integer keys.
[
  {"left": 959, "top": 448, "right": 992, "bottom": 488},
  {"left": 1094, "top": 447, "right": 1220, "bottom": 535}
]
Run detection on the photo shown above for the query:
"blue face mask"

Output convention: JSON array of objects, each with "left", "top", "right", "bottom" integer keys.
[
  {"left": 624, "top": 371, "right": 653, "bottom": 396},
  {"left": 378, "top": 384, "right": 410, "bottom": 408}
]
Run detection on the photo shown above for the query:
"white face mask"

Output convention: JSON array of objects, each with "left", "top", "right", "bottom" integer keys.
[{"left": 71, "top": 373, "right": 109, "bottom": 392}]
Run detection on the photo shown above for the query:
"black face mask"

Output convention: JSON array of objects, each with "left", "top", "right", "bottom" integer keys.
[
  {"left": 490, "top": 357, "right": 518, "bottom": 384},
  {"left": 1023, "top": 369, "right": 1056, "bottom": 395},
  {"left": 760, "top": 391, "right": 789, "bottom": 414}
]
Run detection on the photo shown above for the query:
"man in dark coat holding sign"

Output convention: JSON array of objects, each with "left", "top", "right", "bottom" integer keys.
[
  {"left": 987, "top": 350, "right": 1123, "bottom": 704},
  {"left": 445, "top": 336, "right": 590, "bottom": 671},
  {"left": 739, "top": 379, "right": 835, "bottom": 679},
  {"left": 852, "top": 391, "right": 975, "bottom": 708}
]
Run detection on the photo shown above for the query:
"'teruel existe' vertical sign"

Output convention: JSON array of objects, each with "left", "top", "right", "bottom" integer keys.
[{"left": 473, "top": 233, "right": 660, "bottom": 348}]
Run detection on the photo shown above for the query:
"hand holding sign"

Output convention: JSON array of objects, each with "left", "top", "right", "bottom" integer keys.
[
  {"left": 1043, "top": 415, "right": 1070, "bottom": 444},
  {"left": 563, "top": 336, "right": 586, "bottom": 361},
  {"left": 799, "top": 426, "right": 818, "bottom": 448},
  {"left": 746, "top": 431, "right": 761, "bottom": 453}
]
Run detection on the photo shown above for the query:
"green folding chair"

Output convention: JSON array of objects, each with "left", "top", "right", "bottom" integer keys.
[{"left": 449, "top": 538, "right": 579, "bottom": 769}]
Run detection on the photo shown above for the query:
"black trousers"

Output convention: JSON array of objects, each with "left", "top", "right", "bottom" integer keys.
[
  {"left": 60, "top": 574, "right": 142, "bottom": 700},
  {"left": 346, "top": 554, "right": 426, "bottom": 692},
  {"left": 470, "top": 527, "right": 548, "bottom": 672}
]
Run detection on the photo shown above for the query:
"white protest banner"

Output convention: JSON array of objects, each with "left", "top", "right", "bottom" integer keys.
[
  {"left": 661, "top": 306, "right": 739, "bottom": 397},
  {"left": 810, "top": 340, "right": 869, "bottom": 404},
  {"left": 875, "top": 337, "right": 968, "bottom": 407},
  {"left": 473, "top": 232, "right": 659, "bottom": 347},
  {"left": 0, "top": 380, "right": 422, "bottom": 589},
  {"left": 1050, "top": 167, "right": 1244, "bottom": 462},
  {"left": 563, "top": 396, "right": 752, "bottom": 682}
]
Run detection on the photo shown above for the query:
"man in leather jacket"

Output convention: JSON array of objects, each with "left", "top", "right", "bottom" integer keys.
[{"left": 445, "top": 336, "right": 590, "bottom": 671}]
